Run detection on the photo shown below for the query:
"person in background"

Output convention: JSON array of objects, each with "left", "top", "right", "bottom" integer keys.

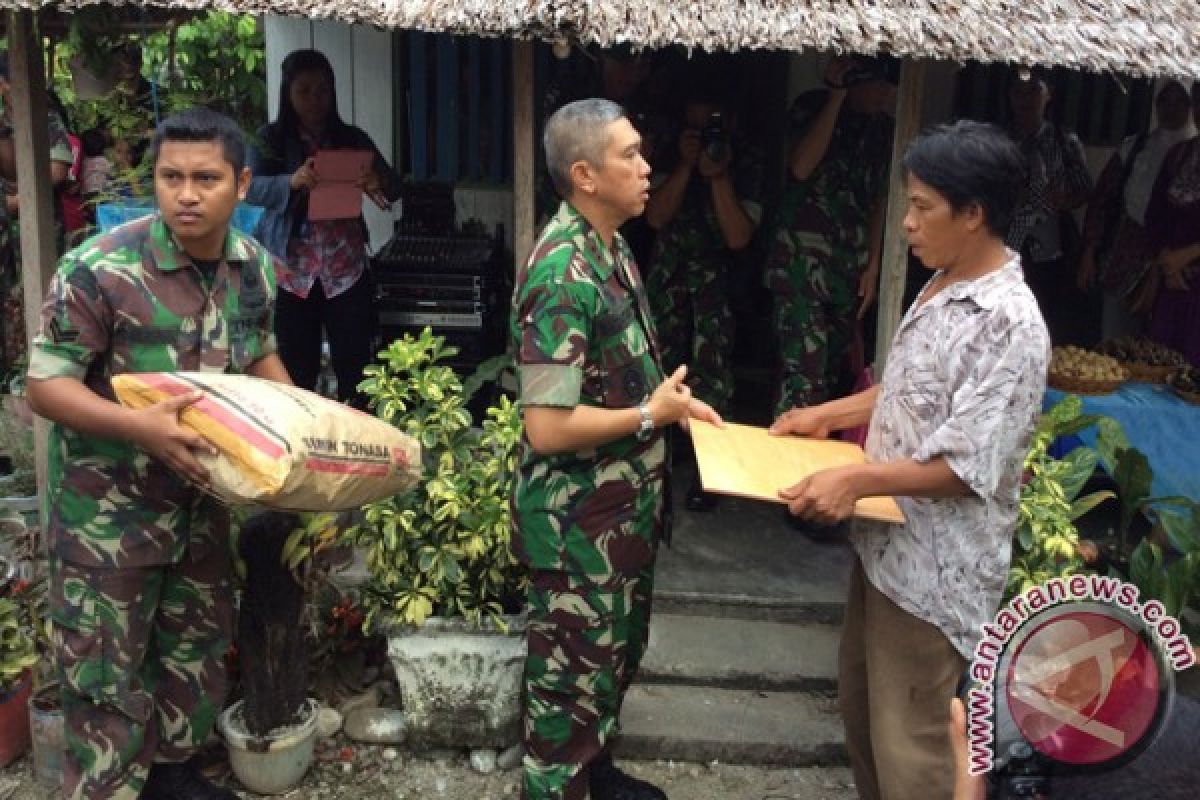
[
  {"left": 643, "top": 83, "right": 761, "bottom": 511},
  {"left": 1005, "top": 68, "right": 1094, "bottom": 345},
  {"left": 25, "top": 108, "right": 291, "bottom": 800},
  {"left": 771, "top": 121, "right": 1049, "bottom": 800},
  {"left": 247, "top": 48, "right": 402, "bottom": 407},
  {"left": 48, "top": 90, "right": 89, "bottom": 245},
  {"left": 1143, "top": 81, "right": 1200, "bottom": 367},
  {"left": 80, "top": 128, "right": 116, "bottom": 203},
  {"left": 1078, "top": 80, "right": 1195, "bottom": 338},
  {"left": 513, "top": 98, "right": 722, "bottom": 800},
  {"left": 765, "top": 54, "right": 896, "bottom": 417}
]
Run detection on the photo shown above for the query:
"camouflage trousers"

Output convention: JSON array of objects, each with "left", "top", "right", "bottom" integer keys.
[
  {"left": 647, "top": 265, "right": 734, "bottom": 414},
  {"left": 766, "top": 229, "right": 862, "bottom": 415},
  {"left": 522, "top": 565, "right": 656, "bottom": 800},
  {"left": 48, "top": 550, "right": 235, "bottom": 800}
]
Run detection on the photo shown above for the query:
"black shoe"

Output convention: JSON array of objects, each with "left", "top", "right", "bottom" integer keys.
[
  {"left": 141, "top": 760, "right": 237, "bottom": 800},
  {"left": 589, "top": 754, "right": 668, "bottom": 800},
  {"left": 685, "top": 483, "right": 719, "bottom": 513}
]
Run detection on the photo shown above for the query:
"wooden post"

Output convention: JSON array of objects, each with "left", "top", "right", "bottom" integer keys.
[
  {"left": 9, "top": 11, "right": 55, "bottom": 522},
  {"left": 512, "top": 39, "right": 535, "bottom": 271},
  {"left": 874, "top": 59, "right": 928, "bottom": 368}
]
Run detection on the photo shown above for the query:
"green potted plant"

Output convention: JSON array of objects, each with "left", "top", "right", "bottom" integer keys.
[
  {"left": 63, "top": 8, "right": 134, "bottom": 99},
  {"left": 218, "top": 511, "right": 339, "bottom": 795},
  {"left": 1089, "top": 418, "right": 1200, "bottom": 621},
  {"left": 1007, "top": 395, "right": 1114, "bottom": 599},
  {"left": 346, "top": 329, "right": 525, "bottom": 749}
]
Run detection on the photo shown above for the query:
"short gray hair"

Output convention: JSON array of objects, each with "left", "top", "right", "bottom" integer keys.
[{"left": 544, "top": 98, "right": 627, "bottom": 199}]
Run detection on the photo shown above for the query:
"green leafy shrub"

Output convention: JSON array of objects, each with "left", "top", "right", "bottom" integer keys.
[
  {"left": 1007, "top": 396, "right": 1113, "bottom": 598},
  {"left": 348, "top": 329, "right": 524, "bottom": 631},
  {"left": 0, "top": 594, "right": 37, "bottom": 694}
]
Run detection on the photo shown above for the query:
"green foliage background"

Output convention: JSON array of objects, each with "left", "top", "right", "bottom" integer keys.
[{"left": 49, "top": 11, "right": 266, "bottom": 143}]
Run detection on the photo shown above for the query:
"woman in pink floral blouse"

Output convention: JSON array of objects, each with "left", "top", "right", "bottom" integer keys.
[{"left": 248, "top": 49, "right": 402, "bottom": 407}]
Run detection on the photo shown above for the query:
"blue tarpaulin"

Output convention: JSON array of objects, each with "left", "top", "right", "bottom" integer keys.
[
  {"left": 96, "top": 203, "right": 264, "bottom": 236},
  {"left": 1044, "top": 384, "right": 1200, "bottom": 502}
]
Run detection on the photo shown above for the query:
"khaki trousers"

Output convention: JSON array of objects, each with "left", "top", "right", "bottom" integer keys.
[{"left": 839, "top": 558, "right": 967, "bottom": 800}]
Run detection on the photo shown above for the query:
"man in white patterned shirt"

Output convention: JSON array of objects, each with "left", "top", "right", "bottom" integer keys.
[{"left": 770, "top": 121, "right": 1050, "bottom": 800}]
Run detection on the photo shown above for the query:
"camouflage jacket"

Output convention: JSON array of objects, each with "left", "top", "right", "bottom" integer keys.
[
  {"left": 773, "top": 90, "right": 894, "bottom": 247},
  {"left": 649, "top": 140, "right": 765, "bottom": 285},
  {"left": 511, "top": 202, "right": 668, "bottom": 577},
  {"left": 27, "top": 215, "right": 278, "bottom": 568}
]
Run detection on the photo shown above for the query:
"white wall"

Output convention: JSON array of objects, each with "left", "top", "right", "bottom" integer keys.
[{"left": 263, "top": 15, "right": 397, "bottom": 250}]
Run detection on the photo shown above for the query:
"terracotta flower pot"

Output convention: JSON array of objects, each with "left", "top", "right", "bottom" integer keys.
[{"left": 0, "top": 670, "right": 33, "bottom": 768}]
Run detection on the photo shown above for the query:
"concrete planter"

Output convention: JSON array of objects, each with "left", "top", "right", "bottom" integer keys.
[
  {"left": 387, "top": 613, "right": 527, "bottom": 749},
  {"left": 219, "top": 698, "right": 319, "bottom": 795}
]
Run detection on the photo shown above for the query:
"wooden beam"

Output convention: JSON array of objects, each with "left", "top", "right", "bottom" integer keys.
[
  {"left": 512, "top": 39, "right": 535, "bottom": 271},
  {"left": 8, "top": 10, "right": 55, "bottom": 524},
  {"left": 874, "top": 59, "right": 929, "bottom": 368}
]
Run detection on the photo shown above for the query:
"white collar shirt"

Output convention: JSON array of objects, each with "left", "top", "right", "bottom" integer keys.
[{"left": 850, "top": 254, "right": 1051, "bottom": 658}]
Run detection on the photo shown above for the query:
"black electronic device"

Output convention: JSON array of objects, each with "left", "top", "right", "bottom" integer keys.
[
  {"left": 372, "top": 223, "right": 509, "bottom": 373},
  {"left": 702, "top": 111, "right": 727, "bottom": 162},
  {"left": 396, "top": 182, "right": 457, "bottom": 235}
]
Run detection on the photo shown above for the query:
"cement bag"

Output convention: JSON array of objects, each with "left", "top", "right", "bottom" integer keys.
[{"left": 111, "top": 372, "right": 421, "bottom": 511}]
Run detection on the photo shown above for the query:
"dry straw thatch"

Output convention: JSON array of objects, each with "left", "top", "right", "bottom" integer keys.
[{"left": 4, "top": 1, "right": 1199, "bottom": 78}]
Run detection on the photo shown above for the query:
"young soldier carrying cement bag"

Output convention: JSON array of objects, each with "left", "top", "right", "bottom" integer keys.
[{"left": 113, "top": 372, "right": 421, "bottom": 511}]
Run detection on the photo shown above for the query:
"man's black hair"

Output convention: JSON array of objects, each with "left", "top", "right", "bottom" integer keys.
[
  {"left": 902, "top": 120, "right": 1027, "bottom": 238},
  {"left": 147, "top": 107, "right": 247, "bottom": 173},
  {"left": 81, "top": 128, "right": 109, "bottom": 158}
]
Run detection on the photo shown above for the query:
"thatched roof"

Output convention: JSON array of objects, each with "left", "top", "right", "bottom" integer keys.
[{"left": 7, "top": 1, "right": 1200, "bottom": 79}]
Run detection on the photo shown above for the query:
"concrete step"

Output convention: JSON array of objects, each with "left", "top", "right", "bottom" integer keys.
[
  {"left": 615, "top": 684, "right": 847, "bottom": 767},
  {"left": 654, "top": 591, "right": 844, "bottom": 625},
  {"left": 640, "top": 613, "right": 839, "bottom": 692},
  {"left": 656, "top": 462, "right": 855, "bottom": 610}
]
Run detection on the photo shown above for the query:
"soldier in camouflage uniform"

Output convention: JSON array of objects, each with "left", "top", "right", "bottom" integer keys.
[
  {"left": 644, "top": 96, "right": 761, "bottom": 418},
  {"left": 25, "top": 109, "right": 291, "bottom": 800},
  {"left": 765, "top": 56, "right": 896, "bottom": 415},
  {"left": 512, "top": 99, "right": 723, "bottom": 800},
  {"left": 643, "top": 92, "right": 762, "bottom": 510},
  {"left": 537, "top": 46, "right": 671, "bottom": 268}
]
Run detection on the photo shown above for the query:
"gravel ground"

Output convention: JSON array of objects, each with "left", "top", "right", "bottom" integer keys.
[{"left": 1, "top": 741, "right": 859, "bottom": 800}]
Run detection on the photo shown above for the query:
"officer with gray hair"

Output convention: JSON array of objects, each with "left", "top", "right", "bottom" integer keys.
[{"left": 512, "top": 97, "right": 722, "bottom": 800}]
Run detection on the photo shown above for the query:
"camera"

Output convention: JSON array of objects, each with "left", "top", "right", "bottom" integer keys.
[
  {"left": 701, "top": 111, "right": 727, "bottom": 162},
  {"left": 839, "top": 63, "right": 881, "bottom": 88},
  {"left": 990, "top": 740, "right": 1053, "bottom": 799}
]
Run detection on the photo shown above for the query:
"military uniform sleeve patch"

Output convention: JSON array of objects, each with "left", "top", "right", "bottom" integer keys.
[{"left": 48, "top": 316, "right": 81, "bottom": 344}]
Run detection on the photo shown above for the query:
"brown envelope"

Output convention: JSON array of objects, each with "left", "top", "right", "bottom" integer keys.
[{"left": 690, "top": 421, "right": 905, "bottom": 524}]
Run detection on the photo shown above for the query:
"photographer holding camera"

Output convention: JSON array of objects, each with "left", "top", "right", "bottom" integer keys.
[
  {"left": 644, "top": 85, "right": 762, "bottom": 511},
  {"left": 765, "top": 54, "right": 897, "bottom": 419}
]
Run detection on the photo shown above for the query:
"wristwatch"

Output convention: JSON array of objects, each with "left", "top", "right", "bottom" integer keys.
[{"left": 635, "top": 403, "right": 655, "bottom": 441}]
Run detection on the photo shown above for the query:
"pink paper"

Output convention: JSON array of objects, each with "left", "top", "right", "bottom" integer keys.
[{"left": 308, "top": 149, "right": 373, "bottom": 221}]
